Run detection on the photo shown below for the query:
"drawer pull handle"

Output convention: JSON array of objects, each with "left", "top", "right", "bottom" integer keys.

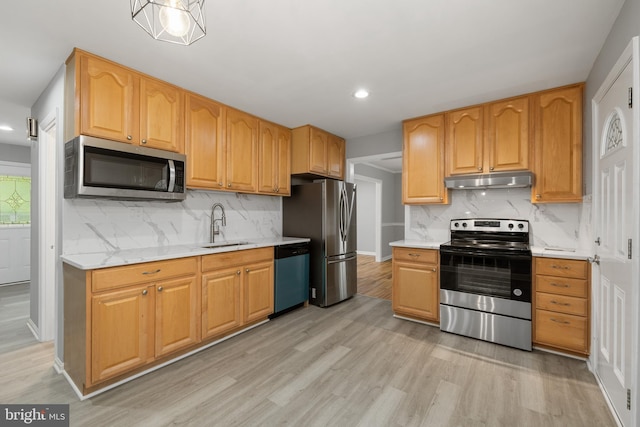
[
  {"left": 550, "top": 282, "right": 570, "bottom": 288},
  {"left": 550, "top": 318, "right": 571, "bottom": 325},
  {"left": 408, "top": 253, "right": 421, "bottom": 258},
  {"left": 551, "top": 265, "right": 570, "bottom": 270},
  {"left": 142, "top": 269, "right": 161, "bottom": 275},
  {"left": 550, "top": 300, "right": 570, "bottom": 306}
]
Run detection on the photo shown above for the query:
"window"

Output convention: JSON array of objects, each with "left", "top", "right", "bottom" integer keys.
[{"left": 0, "top": 175, "right": 31, "bottom": 224}]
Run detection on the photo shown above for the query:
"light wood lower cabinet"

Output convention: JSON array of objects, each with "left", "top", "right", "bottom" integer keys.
[
  {"left": 391, "top": 247, "right": 439, "bottom": 322},
  {"left": 201, "top": 247, "right": 274, "bottom": 340},
  {"left": 533, "top": 257, "right": 590, "bottom": 356},
  {"left": 64, "top": 248, "right": 275, "bottom": 395}
]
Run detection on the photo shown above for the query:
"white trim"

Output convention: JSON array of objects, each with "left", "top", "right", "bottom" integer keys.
[
  {"left": 382, "top": 222, "right": 404, "bottom": 227},
  {"left": 594, "top": 369, "right": 625, "bottom": 427},
  {"left": 354, "top": 174, "right": 382, "bottom": 262},
  {"left": 361, "top": 162, "right": 400, "bottom": 174},
  {"left": 393, "top": 314, "right": 439, "bottom": 328},
  {"left": 380, "top": 254, "right": 392, "bottom": 262},
  {"left": 26, "top": 318, "right": 40, "bottom": 341},
  {"left": 63, "top": 319, "right": 269, "bottom": 400},
  {"left": 532, "top": 345, "right": 588, "bottom": 361},
  {"left": 357, "top": 250, "right": 376, "bottom": 256},
  {"left": 53, "top": 357, "right": 64, "bottom": 374},
  {"left": 37, "top": 111, "right": 57, "bottom": 342}
]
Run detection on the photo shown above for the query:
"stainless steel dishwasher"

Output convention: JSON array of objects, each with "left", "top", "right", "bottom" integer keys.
[{"left": 271, "top": 242, "right": 310, "bottom": 317}]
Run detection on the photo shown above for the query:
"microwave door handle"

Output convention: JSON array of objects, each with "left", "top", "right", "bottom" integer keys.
[{"left": 167, "top": 160, "right": 176, "bottom": 192}]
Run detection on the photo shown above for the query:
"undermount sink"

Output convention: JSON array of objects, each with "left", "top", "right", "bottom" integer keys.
[{"left": 200, "top": 241, "right": 250, "bottom": 249}]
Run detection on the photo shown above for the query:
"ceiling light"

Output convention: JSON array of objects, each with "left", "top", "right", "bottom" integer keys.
[
  {"left": 0, "top": 125, "right": 14, "bottom": 132},
  {"left": 353, "top": 89, "right": 370, "bottom": 99},
  {"left": 131, "top": 0, "right": 206, "bottom": 46}
]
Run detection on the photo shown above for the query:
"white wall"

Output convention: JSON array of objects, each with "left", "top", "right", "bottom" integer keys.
[
  {"left": 0, "top": 144, "right": 30, "bottom": 164},
  {"left": 355, "top": 179, "right": 376, "bottom": 254}
]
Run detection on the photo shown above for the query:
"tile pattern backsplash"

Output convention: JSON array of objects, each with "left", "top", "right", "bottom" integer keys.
[
  {"left": 405, "top": 188, "right": 592, "bottom": 249},
  {"left": 63, "top": 190, "right": 282, "bottom": 254}
]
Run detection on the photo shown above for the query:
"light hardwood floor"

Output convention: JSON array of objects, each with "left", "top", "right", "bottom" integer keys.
[
  {"left": 357, "top": 254, "right": 392, "bottom": 300},
  {"left": 0, "top": 283, "right": 616, "bottom": 426}
]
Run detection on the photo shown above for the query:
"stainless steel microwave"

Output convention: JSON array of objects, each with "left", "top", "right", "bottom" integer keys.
[{"left": 64, "top": 135, "right": 186, "bottom": 201}]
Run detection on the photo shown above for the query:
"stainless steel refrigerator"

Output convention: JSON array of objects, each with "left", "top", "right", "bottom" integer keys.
[{"left": 282, "top": 180, "right": 357, "bottom": 307}]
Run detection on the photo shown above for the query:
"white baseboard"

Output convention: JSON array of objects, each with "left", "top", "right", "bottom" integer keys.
[
  {"left": 26, "top": 318, "right": 40, "bottom": 341},
  {"left": 380, "top": 254, "right": 392, "bottom": 262},
  {"left": 393, "top": 314, "right": 439, "bottom": 328},
  {"left": 357, "top": 250, "right": 376, "bottom": 256},
  {"left": 53, "top": 357, "right": 64, "bottom": 374},
  {"left": 592, "top": 370, "right": 624, "bottom": 427}
]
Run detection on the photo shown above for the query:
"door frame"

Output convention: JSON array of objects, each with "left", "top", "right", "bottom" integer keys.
[
  {"left": 591, "top": 36, "right": 640, "bottom": 427},
  {"left": 353, "top": 174, "right": 382, "bottom": 261}
]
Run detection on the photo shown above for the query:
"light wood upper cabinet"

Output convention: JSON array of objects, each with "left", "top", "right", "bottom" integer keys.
[
  {"left": 185, "top": 93, "right": 225, "bottom": 189},
  {"left": 292, "top": 125, "right": 345, "bottom": 179},
  {"left": 446, "top": 106, "right": 484, "bottom": 175},
  {"left": 402, "top": 114, "right": 448, "bottom": 204},
  {"left": 226, "top": 108, "right": 259, "bottom": 192},
  {"left": 91, "top": 284, "right": 154, "bottom": 384},
  {"left": 78, "top": 53, "right": 139, "bottom": 144},
  {"left": 531, "top": 85, "right": 583, "bottom": 203},
  {"left": 258, "top": 121, "right": 291, "bottom": 195},
  {"left": 391, "top": 247, "right": 439, "bottom": 322},
  {"left": 327, "top": 134, "right": 345, "bottom": 179},
  {"left": 74, "top": 50, "right": 184, "bottom": 152},
  {"left": 486, "top": 96, "right": 529, "bottom": 172},
  {"left": 140, "top": 78, "right": 184, "bottom": 152}
]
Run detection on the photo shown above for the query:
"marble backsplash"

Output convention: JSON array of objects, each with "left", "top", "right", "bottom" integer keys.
[
  {"left": 63, "top": 190, "right": 282, "bottom": 255},
  {"left": 405, "top": 188, "right": 592, "bottom": 250}
]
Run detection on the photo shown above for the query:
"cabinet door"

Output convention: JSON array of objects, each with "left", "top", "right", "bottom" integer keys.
[
  {"left": 91, "top": 284, "right": 153, "bottom": 384},
  {"left": 532, "top": 85, "right": 583, "bottom": 203},
  {"left": 140, "top": 78, "right": 184, "bottom": 152},
  {"left": 258, "top": 121, "right": 278, "bottom": 194},
  {"left": 226, "top": 108, "right": 258, "bottom": 192},
  {"left": 309, "top": 128, "right": 328, "bottom": 174},
  {"left": 79, "top": 54, "right": 139, "bottom": 143},
  {"left": 185, "top": 93, "right": 225, "bottom": 189},
  {"left": 402, "top": 114, "right": 448, "bottom": 204},
  {"left": 487, "top": 96, "right": 529, "bottom": 172},
  {"left": 276, "top": 126, "right": 291, "bottom": 195},
  {"left": 446, "top": 106, "right": 484, "bottom": 175},
  {"left": 155, "top": 275, "right": 200, "bottom": 357},
  {"left": 392, "top": 260, "right": 439, "bottom": 322},
  {"left": 327, "top": 135, "right": 345, "bottom": 179},
  {"left": 243, "top": 261, "right": 274, "bottom": 324},
  {"left": 202, "top": 267, "right": 242, "bottom": 339}
]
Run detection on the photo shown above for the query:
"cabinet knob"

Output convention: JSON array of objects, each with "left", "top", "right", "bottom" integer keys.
[
  {"left": 141, "top": 139, "right": 147, "bottom": 144},
  {"left": 127, "top": 135, "right": 132, "bottom": 140},
  {"left": 535, "top": 194, "right": 541, "bottom": 199},
  {"left": 142, "top": 289, "right": 148, "bottom": 295},
  {"left": 432, "top": 268, "right": 437, "bottom": 272},
  {"left": 157, "top": 286, "right": 163, "bottom": 292},
  {"left": 228, "top": 183, "right": 232, "bottom": 188},
  {"left": 477, "top": 166, "right": 482, "bottom": 171},
  {"left": 219, "top": 182, "right": 223, "bottom": 186},
  {"left": 489, "top": 167, "right": 494, "bottom": 171},
  {"left": 246, "top": 268, "right": 250, "bottom": 273},
  {"left": 236, "top": 270, "right": 241, "bottom": 275}
]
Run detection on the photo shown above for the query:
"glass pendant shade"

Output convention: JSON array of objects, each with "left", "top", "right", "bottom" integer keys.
[{"left": 131, "top": 0, "right": 206, "bottom": 45}]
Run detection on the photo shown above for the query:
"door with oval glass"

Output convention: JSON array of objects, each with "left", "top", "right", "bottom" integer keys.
[{"left": 592, "top": 38, "right": 638, "bottom": 427}]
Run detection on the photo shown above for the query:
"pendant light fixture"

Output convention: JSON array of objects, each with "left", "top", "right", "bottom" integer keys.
[{"left": 131, "top": 0, "right": 206, "bottom": 46}]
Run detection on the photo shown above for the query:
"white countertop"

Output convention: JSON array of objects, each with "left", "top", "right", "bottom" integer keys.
[
  {"left": 390, "top": 240, "right": 591, "bottom": 261},
  {"left": 61, "top": 237, "right": 310, "bottom": 270}
]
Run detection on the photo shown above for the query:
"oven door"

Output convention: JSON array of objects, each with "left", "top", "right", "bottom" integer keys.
[{"left": 439, "top": 246, "right": 531, "bottom": 303}]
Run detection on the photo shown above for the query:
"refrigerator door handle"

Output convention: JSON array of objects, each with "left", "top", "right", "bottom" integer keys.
[
  {"left": 339, "top": 187, "right": 346, "bottom": 241},
  {"left": 327, "top": 255, "right": 357, "bottom": 264},
  {"left": 343, "top": 184, "right": 356, "bottom": 243}
]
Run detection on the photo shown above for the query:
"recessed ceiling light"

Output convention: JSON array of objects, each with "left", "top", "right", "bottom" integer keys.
[
  {"left": 0, "top": 125, "right": 14, "bottom": 132},
  {"left": 353, "top": 89, "right": 370, "bottom": 99}
]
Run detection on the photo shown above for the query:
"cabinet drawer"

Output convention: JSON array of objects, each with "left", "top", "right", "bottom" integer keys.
[
  {"left": 535, "top": 257, "right": 587, "bottom": 279},
  {"left": 536, "top": 275, "right": 587, "bottom": 298},
  {"left": 92, "top": 257, "right": 197, "bottom": 292},
  {"left": 535, "top": 309, "right": 588, "bottom": 354},
  {"left": 536, "top": 292, "right": 587, "bottom": 317},
  {"left": 202, "top": 247, "right": 273, "bottom": 272},
  {"left": 392, "top": 247, "right": 438, "bottom": 264}
]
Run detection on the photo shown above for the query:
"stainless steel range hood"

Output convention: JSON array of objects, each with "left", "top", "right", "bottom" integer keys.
[{"left": 444, "top": 171, "right": 533, "bottom": 189}]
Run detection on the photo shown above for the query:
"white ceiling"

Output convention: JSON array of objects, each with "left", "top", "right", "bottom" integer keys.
[{"left": 0, "top": 0, "right": 624, "bottom": 147}]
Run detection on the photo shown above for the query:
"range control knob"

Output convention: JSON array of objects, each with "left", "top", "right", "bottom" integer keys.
[
  {"left": 513, "top": 289, "right": 523, "bottom": 297},
  {"left": 508, "top": 223, "right": 514, "bottom": 229},
  {"left": 462, "top": 222, "right": 467, "bottom": 228},
  {"left": 454, "top": 222, "right": 459, "bottom": 228},
  {"left": 518, "top": 223, "right": 524, "bottom": 229}
]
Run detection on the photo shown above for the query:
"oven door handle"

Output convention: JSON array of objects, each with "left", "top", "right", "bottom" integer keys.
[{"left": 439, "top": 247, "right": 532, "bottom": 260}]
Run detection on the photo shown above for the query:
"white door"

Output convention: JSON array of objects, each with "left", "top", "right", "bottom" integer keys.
[{"left": 593, "top": 40, "right": 637, "bottom": 427}]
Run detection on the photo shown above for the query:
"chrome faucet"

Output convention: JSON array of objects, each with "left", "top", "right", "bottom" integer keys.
[{"left": 210, "top": 202, "right": 226, "bottom": 242}]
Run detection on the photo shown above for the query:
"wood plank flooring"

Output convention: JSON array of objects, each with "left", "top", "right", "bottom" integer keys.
[
  {"left": 357, "top": 254, "right": 392, "bottom": 300},
  {"left": 0, "top": 282, "right": 616, "bottom": 426}
]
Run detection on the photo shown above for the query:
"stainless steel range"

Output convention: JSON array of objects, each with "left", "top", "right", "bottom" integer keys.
[{"left": 439, "top": 219, "right": 532, "bottom": 351}]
